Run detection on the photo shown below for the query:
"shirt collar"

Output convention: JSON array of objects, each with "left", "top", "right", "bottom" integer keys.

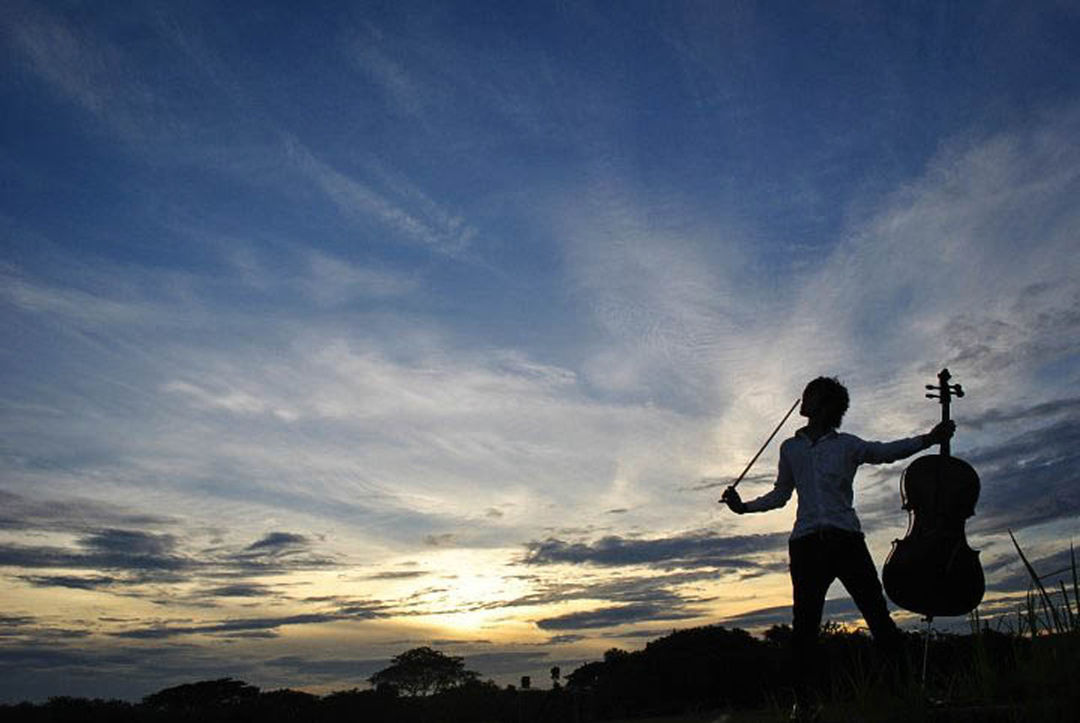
[{"left": 796, "top": 427, "right": 839, "bottom": 446}]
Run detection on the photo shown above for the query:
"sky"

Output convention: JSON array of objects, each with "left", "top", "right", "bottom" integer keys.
[{"left": 2, "top": 0, "right": 1080, "bottom": 703}]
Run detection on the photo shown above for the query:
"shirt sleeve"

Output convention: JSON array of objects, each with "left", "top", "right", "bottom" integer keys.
[
  {"left": 744, "top": 443, "right": 795, "bottom": 512},
  {"left": 855, "top": 435, "right": 928, "bottom": 465}
]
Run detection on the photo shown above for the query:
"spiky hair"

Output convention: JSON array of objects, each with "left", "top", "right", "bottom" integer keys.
[{"left": 804, "top": 376, "right": 850, "bottom": 429}]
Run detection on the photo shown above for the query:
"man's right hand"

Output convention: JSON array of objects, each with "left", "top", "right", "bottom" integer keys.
[{"left": 721, "top": 486, "right": 747, "bottom": 514}]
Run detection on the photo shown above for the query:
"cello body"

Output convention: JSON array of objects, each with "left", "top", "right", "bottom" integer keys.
[
  {"left": 882, "top": 455, "right": 984, "bottom": 617},
  {"left": 882, "top": 369, "right": 985, "bottom": 618}
]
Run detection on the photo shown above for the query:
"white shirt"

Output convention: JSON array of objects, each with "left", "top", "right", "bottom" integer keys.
[{"left": 744, "top": 428, "right": 928, "bottom": 540}]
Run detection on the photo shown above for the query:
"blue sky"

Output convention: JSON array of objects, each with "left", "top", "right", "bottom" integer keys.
[{"left": 3, "top": 0, "right": 1080, "bottom": 702}]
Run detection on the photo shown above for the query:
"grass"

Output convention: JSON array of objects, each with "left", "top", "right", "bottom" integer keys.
[{"left": 604, "top": 713, "right": 781, "bottom": 723}]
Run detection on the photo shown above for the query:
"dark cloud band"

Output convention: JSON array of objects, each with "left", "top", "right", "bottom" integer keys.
[{"left": 521, "top": 529, "right": 789, "bottom": 570}]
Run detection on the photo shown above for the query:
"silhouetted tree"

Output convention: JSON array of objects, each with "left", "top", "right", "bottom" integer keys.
[
  {"left": 763, "top": 623, "right": 793, "bottom": 648},
  {"left": 565, "top": 659, "right": 604, "bottom": 690},
  {"left": 603, "top": 647, "right": 630, "bottom": 664},
  {"left": 39, "top": 696, "right": 139, "bottom": 722},
  {"left": 252, "top": 688, "right": 319, "bottom": 719},
  {"left": 143, "top": 678, "right": 259, "bottom": 712},
  {"left": 563, "top": 625, "right": 785, "bottom": 718},
  {"left": 321, "top": 687, "right": 400, "bottom": 721},
  {"left": 368, "top": 646, "right": 479, "bottom": 697}
]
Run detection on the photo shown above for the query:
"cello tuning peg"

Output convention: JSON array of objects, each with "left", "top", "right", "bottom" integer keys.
[
  {"left": 953, "top": 384, "right": 964, "bottom": 397},
  {"left": 925, "top": 385, "right": 937, "bottom": 390},
  {"left": 926, "top": 393, "right": 939, "bottom": 399}
]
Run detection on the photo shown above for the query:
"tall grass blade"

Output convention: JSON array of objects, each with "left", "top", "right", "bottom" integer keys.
[
  {"left": 1009, "top": 529, "right": 1063, "bottom": 633},
  {"left": 1026, "top": 589, "right": 1047, "bottom": 637},
  {"left": 1072, "top": 542, "right": 1078, "bottom": 632},
  {"left": 1059, "top": 581, "right": 1074, "bottom": 631}
]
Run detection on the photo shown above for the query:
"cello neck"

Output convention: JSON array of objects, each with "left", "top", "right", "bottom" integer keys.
[
  {"left": 940, "top": 391, "right": 951, "bottom": 458},
  {"left": 926, "top": 368, "right": 963, "bottom": 457},
  {"left": 924, "top": 369, "right": 967, "bottom": 453}
]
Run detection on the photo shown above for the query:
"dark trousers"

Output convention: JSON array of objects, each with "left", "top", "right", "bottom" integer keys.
[{"left": 788, "top": 527, "right": 901, "bottom": 697}]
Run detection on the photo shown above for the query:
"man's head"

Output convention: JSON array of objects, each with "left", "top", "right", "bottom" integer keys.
[{"left": 800, "top": 376, "right": 849, "bottom": 429}]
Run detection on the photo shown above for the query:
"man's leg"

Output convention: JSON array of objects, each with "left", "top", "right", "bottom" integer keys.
[
  {"left": 835, "top": 532, "right": 903, "bottom": 659},
  {"left": 789, "top": 534, "right": 835, "bottom": 706}
]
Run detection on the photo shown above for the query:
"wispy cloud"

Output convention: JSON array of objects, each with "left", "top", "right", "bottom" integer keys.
[
  {"left": 0, "top": 535, "right": 190, "bottom": 579},
  {"left": 521, "top": 530, "right": 788, "bottom": 571},
  {"left": 963, "top": 396, "right": 1080, "bottom": 432},
  {"left": 536, "top": 604, "right": 704, "bottom": 631},
  {"left": 965, "top": 417, "right": 1080, "bottom": 534},
  {"left": 1, "top": 273, "right": 164, "bottom": 328},
  {"left": 261, "top": 654, "right": 388, "bottom": 682},
  {"left": 6, "top": 4, "right": 480, "bottom": 268},
  {"left": 18, "top": 575, "right": 121, "bottom": 591},
  {"left": 720, "top": 597, "right": 865, "bottom": 632},
  {"left": 5, "top": 1, "right": 249, "bottom": 153},
  {"left": 245, "top": 532, "right": 308, "bottom": 552},
  {"left": 0, "top": 490, "right": 176, "bottom": 533},
  {"left": 556, "top": 191, "right": 749, "bottom": 413},
  {"left": 301, "top": 251, "right": 419, "bottom": 306},
  {"left": 108, "top": 613, "right": 352, "bottom": 640},
  {"left": 283, "top": 137, "right": 476, "bottom": 257},
  {"left": 198, "top": 583, "right": 275, "bottom": 599},
  {"left": 8, "top": 4, "right": 125, "bottom": 119},
  {"left": 0, "top": 493, "right": 344, "bottom": 594}
]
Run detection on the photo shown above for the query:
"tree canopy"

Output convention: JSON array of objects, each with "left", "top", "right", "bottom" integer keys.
[
  {"left": 368, "top": 646, "right": 479, "bottom": 697},
  {"left": 142, "top": 677, "right": 259, "bottom": 710}
]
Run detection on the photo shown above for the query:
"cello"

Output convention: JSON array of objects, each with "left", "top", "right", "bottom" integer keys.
[{"left": 882, "top": 369, "right": 985, "bottom": 618}]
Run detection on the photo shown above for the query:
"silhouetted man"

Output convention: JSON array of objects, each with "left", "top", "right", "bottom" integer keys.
[{"left": 722, "top": 376, "right": 954, "bottom": 717}]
